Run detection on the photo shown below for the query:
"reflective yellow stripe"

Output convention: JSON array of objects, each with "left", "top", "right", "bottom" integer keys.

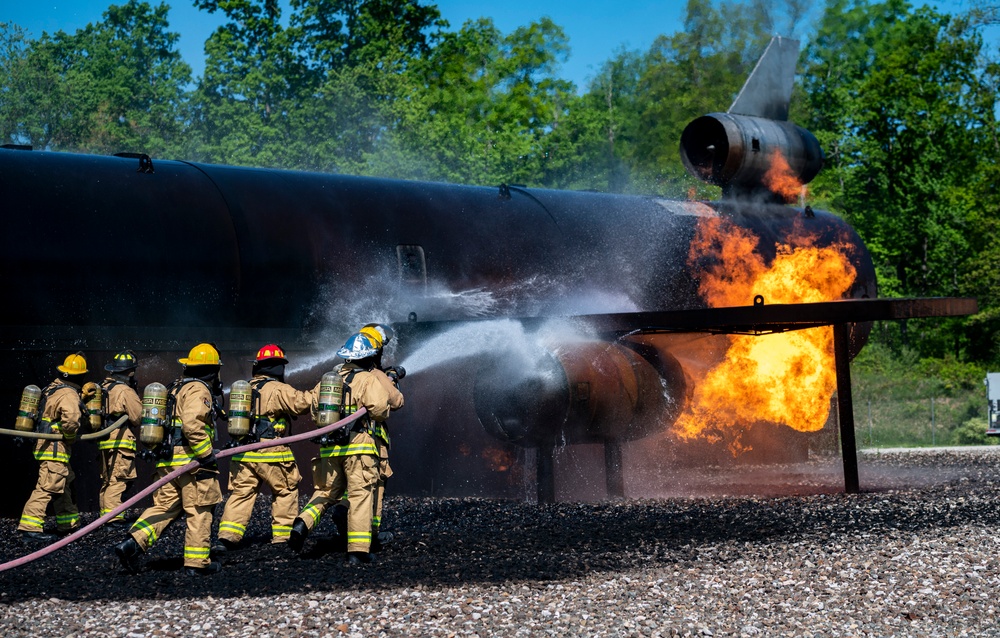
[
  {"left": 231, "top": 449, "right": 295, "bottom": 463},
  {"left": 272, "top": 525, "right": 291, "bottom": 538},
  {"left": 302, "top": 503, "right": 323, "bottom": 525},
  {"left": 319, "top": 442, "right": 378, "bottom": 457},
  {"left": 347, "top": 531, "right": 371, "bottom": 543},
  {"left": 131, "top": 519, "right": 158, "bottom": 544},
  {"left": 33, "top": 449, "right": 71, "bottom": 463},
  {"left": 56, "top": 513, "right": 80, "bottom": 528},
  {"left": 157, "top": 452, "right": 196, "bottom": 468},
  {"left": 19, "top": 515, "right": 45, "bottom": 530},
  {"left": 219, "top": 521, "right": 246, "bottom": 536},
  {"left": 184, "top": 546, "right": 210, "bottom": 559},
  {"left": 98, "top": 439, "right": 137, "bottom": 451},
  {"left": 372, "top": 424, "right": 390, "bottom": 446},
  {"left": 190, "top": 438, "right": 212, "bottom": 455}
]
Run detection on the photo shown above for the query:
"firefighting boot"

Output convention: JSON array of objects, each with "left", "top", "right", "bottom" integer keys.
[
  {"left": 211, "top": 537, "right": 240, "bottom": 555},
  {"left": 185, "top": 561, "right": 222, "bottom": 576},
  {"left": 371, "top": 530, "right": 393, "bottom": 553},
  {"left": 288, "top": 518, "right": 309, "bottom": 553},
  {"left": 19, "top": 530, "right": 59, "bottom": 544},
  {"left": 114, "top": 536, "right": 144, "bottom": 575},
  {"left": 345, "top": 551, "right": 372, "bottom": 566},
  {"left": 105, "top": 519, "right": 129, "bottom": 533}
]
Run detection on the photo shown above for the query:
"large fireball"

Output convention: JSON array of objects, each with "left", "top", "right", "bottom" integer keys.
[{"left": 674, "top": 215, "right": 857, "bottom": 441}]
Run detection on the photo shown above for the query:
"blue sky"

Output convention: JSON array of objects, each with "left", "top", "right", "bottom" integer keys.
[{"left": 3, "top": 0, "right": 991, "bottom": 90}]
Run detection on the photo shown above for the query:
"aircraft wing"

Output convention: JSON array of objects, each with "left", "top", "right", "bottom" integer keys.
[{"left": 572, "top": 296, "right": 979, "bottom": 337}]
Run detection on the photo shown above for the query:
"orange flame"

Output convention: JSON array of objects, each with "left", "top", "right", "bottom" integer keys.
[
  {"left": 674, "top": 215, "right": 857, "bottom": 441},
  {"left": 481, "top": 447, "right": 514, "bottom": 472},
  {"left": 763, "top": 150, "right": 805, "bottom": 204}
]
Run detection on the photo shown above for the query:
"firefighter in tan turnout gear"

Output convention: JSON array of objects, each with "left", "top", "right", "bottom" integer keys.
[
  {"left": 98, "top": 350, "right": 143, "bottom": 531},
  {"left": 358, "top": 323, "right": 404, "bottom": 551},
  {"left": 327, "top": 324, "right": 404, "bottom": 551},
  {"left": 114, "top": 343, "right": 225, "bottom": 576},
  {"left": 289, "top": 332, "right": 401, "bottom": 564},
  {"left": 17, "top": 353, "right": 93, "bottom": 542},
  {"left": 216, "top": 344, "right": 320, "bottom": 549}
]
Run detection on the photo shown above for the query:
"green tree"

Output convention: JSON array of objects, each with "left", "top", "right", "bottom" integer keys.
[
  {"left": 960, "top": 53, "right": 1000, "bottom": 363},
  {"left": 287, "top": 0, "right": 446, "bottom": 173},
  {"left": 3, "top": 2, "right": 190, "bottom": 155},
  {"left": 0, "top": 23, "right": 38, "bottom": 145},
  {"left": 189, "top": 0, "right": 298, "bottom": 166},
  {"left": 801, "top": 0, "right": 995, "bottom": 359},
  {"left": 190, "top": 0, "right": 445, "bottom": 170},
  {"left": 380, "top": 16, "right": 575, "bottom": 186}
]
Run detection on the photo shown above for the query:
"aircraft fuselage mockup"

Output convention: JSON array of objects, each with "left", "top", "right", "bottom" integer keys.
[{"left": 3, "top": 37, "right": 967, "bottom": 509}]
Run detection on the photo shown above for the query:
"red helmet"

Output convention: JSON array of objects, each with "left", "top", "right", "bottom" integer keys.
[{"left": 253, "top": 344, "right": 288, "bottom": 364}]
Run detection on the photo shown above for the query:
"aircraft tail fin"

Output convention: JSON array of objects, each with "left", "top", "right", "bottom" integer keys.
[{"left": 727, "top": 36, "right": 799, "bottom": 121}]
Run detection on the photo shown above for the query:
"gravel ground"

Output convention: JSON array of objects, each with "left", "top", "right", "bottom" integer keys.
[{"left": 1, "top": 449, "right": 1000, "bottom": 637}]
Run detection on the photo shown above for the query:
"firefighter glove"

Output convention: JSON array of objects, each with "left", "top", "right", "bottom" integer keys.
[{"left": 198, "top": 450, "right": 218, "bottom": 471}]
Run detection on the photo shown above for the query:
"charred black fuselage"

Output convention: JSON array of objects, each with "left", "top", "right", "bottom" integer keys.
[{"left": 0, "top": 148, "right": 876, "bottom": 510}]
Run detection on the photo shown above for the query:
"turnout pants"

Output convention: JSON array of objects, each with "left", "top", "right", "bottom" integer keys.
[
  {"left": 341, "top": 441, "right": 392, "bottom": 534},
  {"left": 130, "top": 467, "right": 222, "bottom": 568},
  {"left": 219, "top": 459, "right": 301, "bottom": 544},
  {"left": 99, "top": 449, "right": 137, "bottom": 520},
  {"left": 373, "top": 439, "right": 392, "bottom": 533},
  {"left": 18, "top": 460, "right": 80, "bottom": 533},
  {"left": 299, "top": 454, "right": 378, "bottom": 552}
]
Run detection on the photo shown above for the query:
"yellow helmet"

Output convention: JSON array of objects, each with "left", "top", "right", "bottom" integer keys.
[
  {"left": 359, "top": 326, "right": 384, "bottom": 348},
  {"left": 360, "top": 323, "right": 394, "bottom": 347},
  {"left": 178, "top": 343, "right": 222, "bottom": 367},
  {"left": 57, "top": 352, "right": 88, "bottom": 376}
]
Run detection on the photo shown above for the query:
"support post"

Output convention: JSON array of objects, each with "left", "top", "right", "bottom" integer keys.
[
  {"left": 536, "top": 442, "right": 555, "bottom": 504},
  {"left": 833, "top": 323, "right": 859, "bottom": 493},
  {"left": 604, "top": 438, "right": 625, "bottom": 499}
]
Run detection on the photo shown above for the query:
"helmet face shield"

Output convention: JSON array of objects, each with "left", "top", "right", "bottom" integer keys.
[{"left": 337, "top": 333, "right": 379, "bottom": 360}]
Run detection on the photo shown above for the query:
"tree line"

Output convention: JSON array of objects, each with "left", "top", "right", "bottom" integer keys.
[{"left": 2, "top": 0, "right": 999, "bottom": 367}]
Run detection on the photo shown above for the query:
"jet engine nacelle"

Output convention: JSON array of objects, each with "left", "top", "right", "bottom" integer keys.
[
  {"left": 472, "top": 340, "right": 687, "bottom": 447},
  {"left": 680, "top": 113, "right": 824, "bottom": 199}
]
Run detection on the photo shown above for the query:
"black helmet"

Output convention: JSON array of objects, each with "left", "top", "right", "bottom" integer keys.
[{"left": 105, "top": 350, "right": 139, "bottom": 373}]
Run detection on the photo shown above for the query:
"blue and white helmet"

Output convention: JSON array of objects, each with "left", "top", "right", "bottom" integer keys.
[{"left": 337, "top": 333, "right": 380, "bottom": 361}]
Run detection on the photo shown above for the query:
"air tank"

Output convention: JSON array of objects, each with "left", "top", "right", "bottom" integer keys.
[
  {"left": 86, "top": 385, "right": 103, "bottom": 428},
  {"left": 315, "top": 369, "right": 344, "bottom": 426},
  {"left": 139, "top": 382, "right": 168, "bottom": 447},
  {"left": 228, "top": 380, "right": 252, "bottom": 438},
  {"left": 14, "top": 385, "right": 41, "bottom": 432}
]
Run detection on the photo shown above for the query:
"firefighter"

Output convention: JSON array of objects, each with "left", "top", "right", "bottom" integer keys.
[
  {"left": 216, "top": 344, "right": 320, "bottom": 549},
  {"left": 98, "top": 350, "right": 143, "bottom": 530},
  {"left": 114, "top": 343, "right": 224, "bottom": 576},
  {"left": 17, "top": 353, "right": 93, "bottom": 542},
  {"left": 357, "top": 323, "right": 404, "bottom": 552},
  {"left": 288, "top": 333, "right": 399, "bottom": 565}
]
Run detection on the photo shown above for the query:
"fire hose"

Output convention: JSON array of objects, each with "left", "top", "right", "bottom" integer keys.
[
  {"left": 0, "top": 407, "right": 367, "bottom": 573},
  {"left": 0, "top": 414, "right": 130, "bottom": 441}
]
